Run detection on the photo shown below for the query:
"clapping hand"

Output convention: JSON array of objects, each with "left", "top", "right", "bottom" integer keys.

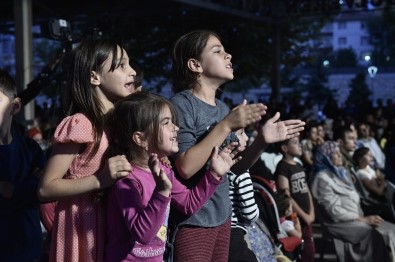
[
  {"left": 223, "top": 100, "right": 266, "bottom": 131},
  {"left": 259, "top": 112, "right": 305, "bottom": 144},
  {"left": 148, "top": 154, "right": 172, "bottom": 197},
  {"left": 209, "top": 142, "right": 242, "bottom": 179}
]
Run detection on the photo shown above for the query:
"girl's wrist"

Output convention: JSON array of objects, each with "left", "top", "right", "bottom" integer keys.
[
  {"left": 217, "top": 120, "right": 232, "bottom": 135},
  {"left": 157, "top": 189, "right": 171, "bottom": 197},
  {"left": 208, "top": 169, "right": 222, "bottom": 181}
]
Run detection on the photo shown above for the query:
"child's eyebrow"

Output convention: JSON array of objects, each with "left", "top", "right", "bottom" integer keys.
[
  {"left": 117, "top": 57, "right": 128, "bottom": 62},
  {"left": 210, "top": 44, "right": 222, "bottom": 50},
  {"left": 160, "top": 116, "right": 172, "bottom": 123}
]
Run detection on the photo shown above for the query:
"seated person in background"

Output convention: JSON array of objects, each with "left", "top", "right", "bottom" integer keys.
[
  {"left": 353, "top": 147, "right": 386, "bottom": 199},
  {"left": 333, "top": 126, "right": 357, "bottom": 180},
  {"left": 276, "top": 190, "right": 302, "bottom": 239},
  {"left": 311, "top": 141, "right": 395, "bottom": 262},
  {"left": 357, "top": 122, "right": 386, "bottom": 170},
  {"left": 301, "top": 121, "right": 324, "bottom": 178},
  {"left": 384, "top": 124, "right": 395, "bottom": 184},
  {"left": 274, "top": 136, "right": 315, "bottom": 262}
]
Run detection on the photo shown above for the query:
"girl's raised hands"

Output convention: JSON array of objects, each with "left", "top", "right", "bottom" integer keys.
[
  {"left": 148, "top": 154, "right": 172, "bottom": 197},
  {"left": 223, "top": 100, "right": 267, "bottom": 131},
  {"left": 259, "top": 112, "right": 305, "bottom": 144},
  {"left": 209, "top": 142, "right": 242, "bottom": 179}
]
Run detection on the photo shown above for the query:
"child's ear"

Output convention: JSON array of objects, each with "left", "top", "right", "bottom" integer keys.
[
  {"left": 90, "top": 71, "right": 101, "bottom": 86},
  {"left": 11, "top": 97, "right": 21, "bottom": 115},
  {"left": 281, "top": 144, "right": 287, "bottom": 153},
  {"left": 187, "top": 58, "right": 202, "bottom": 73},
  {"left": 132, "top": 131, "right": 148, "bottom": 149}
]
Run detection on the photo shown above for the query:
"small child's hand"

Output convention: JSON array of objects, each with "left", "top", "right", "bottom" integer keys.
[
  {"left": 148, "top": 154, "right": 172, "bottom": 197},
  {"left": 259, "top": 112, "right": 305, "bottom": 144},
  {"left": 209, "top": 144, "right": 242, "bottom": 179},
  {"left": 99, "top": 155, "right": 132, "bottom": 189}
]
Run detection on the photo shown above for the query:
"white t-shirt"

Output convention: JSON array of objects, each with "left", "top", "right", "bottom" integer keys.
[
  {"left": 278, "top": 219, "right": 295, "bottom": 238},
  {"left": 356, "top": 165, "right": 376, "bottom": 181}
]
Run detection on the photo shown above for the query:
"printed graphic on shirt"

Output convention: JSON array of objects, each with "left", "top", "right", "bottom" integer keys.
[
  {"left": 290, "top": 171, "right": 309, "bottom": 194},
  {"left": 132, "top": 245, "right": 166, "bottom": 258},
  {"left": 132, "top": 203, "right": 170, "bottom": 258}
]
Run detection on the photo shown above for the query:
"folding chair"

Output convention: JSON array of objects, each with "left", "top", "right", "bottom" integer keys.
[{"left": 251, "top": 175, "right": 303, "bottom": 261}]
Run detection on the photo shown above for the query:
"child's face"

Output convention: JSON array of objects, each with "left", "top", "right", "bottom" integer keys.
[
  {"left": 235, "top": 128, "right": 248, "bottom": 151},
  {"left": 361, "top": 150, "right": 373, "bottom": 167},
  {"left": 0, "top": 91, "right": 15, "bottom": 129},
  {"left": 308, "top": 127, "right": 318, "bottom": 141},
  {"left": 317, "top": 125, "right": 325, "bottom": 138},
  {"left": 96, "top": 46, "right": 138, "bottom": 103},
  {"left": 198, "top": 35, "right": 233, "bottom": 85},
  {"left": 285, "top": 202, "right": 293, "bottom": 217},
  {"left": 285, "top": 137, "right": 302, "bottom": 157},
  {"left": 156, "top": 105, "right": 179, "bottom": 157}
]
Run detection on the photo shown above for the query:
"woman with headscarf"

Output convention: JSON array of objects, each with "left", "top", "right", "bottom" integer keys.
[{"left": 311, "top": 141, "right": 395, "bottom": 262}]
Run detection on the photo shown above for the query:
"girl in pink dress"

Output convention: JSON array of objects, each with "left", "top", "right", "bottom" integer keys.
[{"left": 38, "top": 39, "right": 140, "bottom": 261}]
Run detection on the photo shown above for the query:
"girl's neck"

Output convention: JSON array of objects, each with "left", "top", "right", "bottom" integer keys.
[
  {"left": 131, "top": 157, "right": 150, "bottom": 171},
  {"left": 283, "top": 155, "right": 296, "bottom": 165},
  {"left": 94, "top": 86, "right": 114, "bottom": 113},
  {"left": 0, "top": 128, "right": 12, "bottom": 145},
  {"left": 357, "top": 163, "right": 368, "bottom": 170},
  {"left": 191, "top": 83, "right": 218, "bottom": 106}
]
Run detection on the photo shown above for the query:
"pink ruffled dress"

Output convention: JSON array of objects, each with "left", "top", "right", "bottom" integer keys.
[{"left": 49, "top": 113, "right": 109, "bottom": 262}]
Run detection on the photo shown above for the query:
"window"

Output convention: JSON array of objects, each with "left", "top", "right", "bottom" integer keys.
[
  {"left": 338, "top": 37, "right": 347, "bottom": 46},
  {"left": 338, "top": 22, "right": 347, "bottom": 29}
]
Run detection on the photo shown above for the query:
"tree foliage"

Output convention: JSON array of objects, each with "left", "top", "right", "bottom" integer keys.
[
  {"left": 367, "top": 1, "right": 395, "bottom": 67},
  {"left": 72, "top": 5, "right": 330, "bottom": 96},
  {"left": 346, "top": 71, "right": 371, "bottom": 106},
  {"left": 31, "top": 2, "right": 333, "bottom": 99},
  {"left": 331, "top": 48, "right": 358, "bottom": 68}
]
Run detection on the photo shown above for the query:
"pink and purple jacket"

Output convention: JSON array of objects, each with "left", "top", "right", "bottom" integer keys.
[{"left": 104, "top": 161, "right": 222, "bottom": 261}]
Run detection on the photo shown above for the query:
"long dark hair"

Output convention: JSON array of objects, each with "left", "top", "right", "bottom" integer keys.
[
  {"left": 108, "top": 92, "right": 178, "bottom": 161},
  {"left": 171, "top": 30, "right": 219, "bottom": 93},
  {"left": 64, "top": 39, "right": 125, "bottom": 156},
  {"left": 0, "top": 69, "right": 17, "bottom": 99}
]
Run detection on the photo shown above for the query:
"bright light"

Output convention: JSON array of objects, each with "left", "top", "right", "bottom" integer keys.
[
  {"left": 364, "top": 55, "right": 371, "bottom": 62},
  {"left": 323, "top": 60, "right": 330, "bottom": 67},
  {"left": 368, "top": 66, "right": 378, "bottom": 78}
]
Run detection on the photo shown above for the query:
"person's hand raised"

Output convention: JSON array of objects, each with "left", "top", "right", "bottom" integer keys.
[
  {"left": 259, "top": 112, "right": 305, "bottom": 144},
  {"left": 148, "top": 153, "right": 172, "bottom": 197},
  {"left": 222, "top": 100, "right": 266, "bottom": 132},
  {"left": 209, "top": 142, "right": 242, "bottom": 179}
]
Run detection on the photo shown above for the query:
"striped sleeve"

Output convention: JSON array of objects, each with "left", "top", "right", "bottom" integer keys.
[{"left": 228, "top": 171, "right": 259, "bottom": 228}]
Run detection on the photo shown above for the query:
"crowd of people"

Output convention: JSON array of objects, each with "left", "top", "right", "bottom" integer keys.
[{"left": 0, "top": 29, "right": 394, "bottom": 262}]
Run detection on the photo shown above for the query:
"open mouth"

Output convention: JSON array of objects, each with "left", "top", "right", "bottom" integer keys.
[{"left": 125, "top": 82, "right": 135, "bottom": 91}]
